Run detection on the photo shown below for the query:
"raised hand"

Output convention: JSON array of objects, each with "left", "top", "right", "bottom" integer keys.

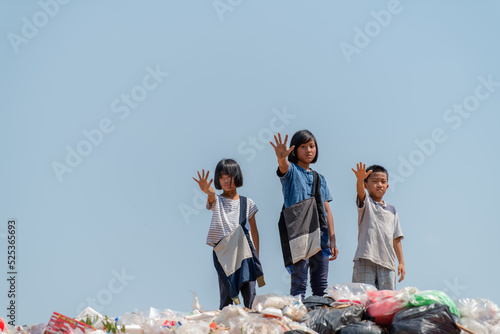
[
  {"left": 270, "top": 133, "right": 295, "bottom": 161},
  {"left": 352, "top": 162, "right": 372, "bottom": 181},
  {"left": 193, "top": 169, "right": 214, "bottom": 195}
]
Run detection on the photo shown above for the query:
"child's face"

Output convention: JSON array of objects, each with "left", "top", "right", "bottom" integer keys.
[
  {"left": 219, "top": 174, "right": 236, "bottom": 192},
  {"left": 296, "top": 140, "right": 316, "bottom": 164},
  {"left": 364, "top": 172, "right": 389, "bottom": 201}
]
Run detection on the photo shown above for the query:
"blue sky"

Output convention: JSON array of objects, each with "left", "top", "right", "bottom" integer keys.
[{"left": 1, "top": 0, "right": 499, "bottom": 325}]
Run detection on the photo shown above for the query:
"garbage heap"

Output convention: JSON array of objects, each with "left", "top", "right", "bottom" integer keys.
[{"left": 2, "top": 283, "right": 500, "bottom": 334}]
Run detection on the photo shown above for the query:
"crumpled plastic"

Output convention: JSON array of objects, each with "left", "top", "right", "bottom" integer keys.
[
  {"left": 456, "top": 298, "right": 500, "bottom": 334},
  {"left": 390, "top": 303, "right": 460, "bottom": 334},
  {"left": 327, "top": 283, "right": 377, "bottom": 307},
  {"left": 305, "top": 304, "right": 365, "bottom": 334},
  {"left": 253, "top": 294, "right": 308, "bottom": 322},
  {"left": 338, "top": 320, "right": 386, "bottom": 334},
  {"left": 408, "top": 290, "right": 460, "bottom": 318},
  {"left": 456, "top": 298, "right": 500, "bottom": 324},
  {"left": 365, "top": 287, "right": 416, "bottom": 327},
  {"left": 302, "top": 296, "right": 337, "bottom": 310}
]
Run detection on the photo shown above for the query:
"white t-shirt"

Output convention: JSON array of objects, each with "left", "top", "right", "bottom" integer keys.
[
  {"left": 353, "top": 190, "right": 403, "bottom": 271},
  {"left": 206, "top": 194, "right": 258, "bottom": 247}
]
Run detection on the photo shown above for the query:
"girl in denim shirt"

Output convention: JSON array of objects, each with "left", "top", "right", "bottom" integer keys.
[{"left": 270, "top": 130, "right": 338, "bottom": 298}]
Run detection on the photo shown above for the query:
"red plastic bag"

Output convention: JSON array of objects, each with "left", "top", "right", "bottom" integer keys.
[{"left": 366, "top": 289, "right": 409, "bottom": 326}]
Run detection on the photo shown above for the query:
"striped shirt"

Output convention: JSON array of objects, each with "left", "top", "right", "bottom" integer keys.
[{"left": 206, "top": 194, "right": 258, "bottom": 247}]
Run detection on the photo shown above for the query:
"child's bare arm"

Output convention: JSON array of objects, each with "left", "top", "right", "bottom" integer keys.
[
  {"left": 351, "top": 162, "right": 372, "bottom": 205},
  {"left": 270, "top": 133, "right": 294, "bottom": 175},
  {"left": 193, "top": 169, "right": 216, "bottom": 206},
  {"left": 248, "top": 214, "right": 259, "bottom": 256},
  {"left": 324, "top": 201, "right": 338, "bottom": 261},
  {"left": 393, "top": 237, "right": 405, "bottom": 282}
]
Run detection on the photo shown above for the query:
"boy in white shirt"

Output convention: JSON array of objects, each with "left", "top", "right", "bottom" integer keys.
[{"left": 351, "top": 162, "right": 405, "bottom": 290}]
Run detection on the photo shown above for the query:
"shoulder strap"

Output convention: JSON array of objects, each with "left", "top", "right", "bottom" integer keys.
[
  {"left": 239, "top": 196, "right": 247, "bottom": 225},
  {"left": 312, "top": 171, "right": 326, "bottom": 220}
]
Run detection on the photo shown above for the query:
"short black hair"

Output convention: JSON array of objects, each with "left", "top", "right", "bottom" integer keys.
[
  {"left": 214, "top": 159, "right": 243, "bottom": 190},
  {"left": 288, "top": 130, "right": 318, "bottom": 164},
  {"left": 365, "top": 165, "right": 389, "bottom": 182}
]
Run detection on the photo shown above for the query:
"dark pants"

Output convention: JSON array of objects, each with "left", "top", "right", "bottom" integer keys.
[
  {"left": 218, "top": 276, "right": 256, "bottom": 310},
  {"left": 290, "top": 251, "right": 329, "bottom": 298}
]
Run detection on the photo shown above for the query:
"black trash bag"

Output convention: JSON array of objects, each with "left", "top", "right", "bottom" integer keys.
[
  {"left": 390, "top": 303, "right": 460, "bottom": 334},
  {"left": 284, "top": 331, "right": 309, "bottom": 334},
  {"left": 303, "top": 295, "right": 336, "bottom": 310},
  {"left": 340, "top": 320, "right": 387, "bottom": 334},
  {"left": 306, "top": 304, "right": 365, "bottom": 334}
]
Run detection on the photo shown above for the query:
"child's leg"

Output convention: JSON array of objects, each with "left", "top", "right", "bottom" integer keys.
[
  {"left": 309, "top": 252, "right": 329, "bottom": 296},
  {"left": 218, "top": 275, "right": 233, "bottom": 310},
  {"left": 240, "top": 280, "right": 256, "bottom": 309},
  {"left": 375, "top": 265, "right": 396, "bottom": 290},
  {"left": 290, "top": 259, "right": 308, "bottom": 298},
  {"left": 352, "top": 258, "right": 377, "bottom": 287}
]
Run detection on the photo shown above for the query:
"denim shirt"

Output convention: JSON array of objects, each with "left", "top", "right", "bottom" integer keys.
[{"left": 278, "top": 162, "right": 333, "bottom": 216}]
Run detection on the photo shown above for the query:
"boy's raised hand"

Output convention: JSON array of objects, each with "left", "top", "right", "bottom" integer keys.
[
  {"left": 270, "top": 133, "right": 294, "bottom": 161},
  {"left": 352, "top": 162, "right": 372, "bottom": 181},
  {"left": 193, "top": 169, "right": 215, "bottom": 195}
]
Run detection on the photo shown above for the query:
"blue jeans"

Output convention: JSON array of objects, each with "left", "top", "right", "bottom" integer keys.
[{"left": 290, "top": 251, "right": 329, "bottom": 298}]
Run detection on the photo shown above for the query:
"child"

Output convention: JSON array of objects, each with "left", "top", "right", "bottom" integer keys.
[
  {"left": 193, "top": 158, "right": 263, "bottom": 309},
  {"left": 351, "top": 162, "right": 405, "bottom": 290},
  {"left": 270, "top": 131, "right": 338, "bottom": 298}
]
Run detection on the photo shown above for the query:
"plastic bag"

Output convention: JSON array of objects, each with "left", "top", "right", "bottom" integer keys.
[
  {"left": 117, "top": 311, "right": 147, "bottom": 326},
  {"left": 302, "top": 296, "right": 337, "bottom": 310},
  {"left": 408, "top": 290, "right": 460, "bottom": 318},
  {"left": 459, "top": 318, "right": 492, "bottom": 334},
  {"left": 306, "top": 304, "right": 365, "bottom": 334},
  {"left": 253, "top": 294, "right": 308, "bottom": 322},
  {"left": 339, "top": 320, "right": 386, "bottom": 334},
  {"left": 456, "top": 298, "right": 500, "bottom": 324},
  {"left": 390, "top": 303, "right": 460, "bottom": 334},
  {"left": 282, "top": 303, "right": 308, "bottom": 323},
  {"left": 191, "top": 291, "right": 203, "bottom": 313},
  {"left": 176, "top": 321, "right": 210, "bottom": 334},
  {"left": 366, "top": 287, "right": 415, "bottom": 326},
  {"left": 234, "top": 314, "right": 285, "bottom": 334},
  {"left": 327, "top": 283, "right": 377, "bottom": 306},
  {"left": 213, "top": 305, "right": 249, "bottom": 329}
]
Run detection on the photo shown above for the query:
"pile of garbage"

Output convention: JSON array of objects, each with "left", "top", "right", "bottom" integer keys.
[{"left": 2, "top": 284, "right": 500, "bottom": 333}]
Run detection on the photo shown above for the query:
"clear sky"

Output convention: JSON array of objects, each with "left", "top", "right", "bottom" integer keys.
[{"left": 1, "top": 0, "right": 499, "bottom": 326}]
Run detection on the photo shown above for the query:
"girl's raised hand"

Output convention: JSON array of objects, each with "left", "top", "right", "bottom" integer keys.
[
  {"left": 351, "top": 162, "right": 372, "bottom": 181},
  {"left": 270, "top": 133, "right": 295, "bottom": 160},
  {"left": 193, "top": 169, "right": 215, "bottom": 195}
]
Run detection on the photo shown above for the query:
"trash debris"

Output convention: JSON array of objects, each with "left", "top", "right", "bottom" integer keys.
[
  {"left": 456, "top": 298, "right": 500, "bottom": 333},
  {"left": 5, "top": 287, "right": 499, "bottom": 334},
  {"left": 338, "top": 320, "right": 386, "bottom": 334},
  {"left": 390, "top": 303, "right": 460, "bottom": 334},
  {"left": 305, "top": 304, "right": 365, "bottom": 333},
  {"left": 45, "top": 312, "right": 94, "bottom": 334},
  {"left": 408, "top": 290, "right": 460, "bottom": 318},
  {"left": 302, "top": 296, "right": 337, "bottom": 310},
  {"left": 365, "top": 287, "right": 416, "bottom": 326},
  {"left": 327, "top": 283, "right": 377, "bottom": 306}
]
